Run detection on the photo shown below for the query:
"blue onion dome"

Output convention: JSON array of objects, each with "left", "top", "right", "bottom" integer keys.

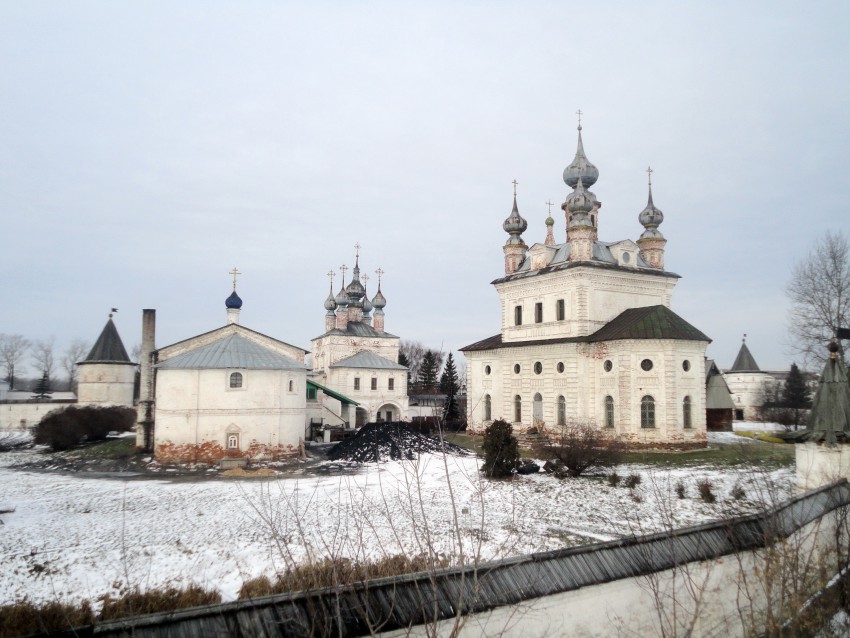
[
  {"left": 566, "top": 177, "right": 595, "bottom": 214},
  {"left": 638, "top": 183, "right": 665, "bottom": 237},
  {"left": 503, "top": 194, "right": 528, "bottom": 244},
  {"left": 563, "top": 124, "right": 599, "bottom": 188},
  {"left": 372, "top": 286, "right": 387, "bottom": 310},
  {"left": 225, "top": 290, "right": 243, "bottom": 309}
]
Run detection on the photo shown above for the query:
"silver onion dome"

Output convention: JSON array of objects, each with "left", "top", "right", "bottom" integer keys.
[
  {"left": 566, "top": 177, "right": 595, "bottom": 214},
  {"left": 372, "top": 286, "right": 387, "bottom": 310},
  {"left": 563, "top": 124, "right": 599, "bottom": 189},
  {"left": 503, "top": 194, "right": 528, "bottom": 244},
  {"left": 324, "top": 289, "right": 337, "bottom": 312},
  {"left": 638, "top": 181, "right": 665, "bottom": 238}
]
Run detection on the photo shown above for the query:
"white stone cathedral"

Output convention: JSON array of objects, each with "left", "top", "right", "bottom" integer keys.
[{"left": 461, "top": 119, "right": 710, "bottom": 446}]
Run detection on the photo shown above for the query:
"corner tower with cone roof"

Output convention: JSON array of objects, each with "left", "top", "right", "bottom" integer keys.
[{"left": 77, "top": 311, "right": 137, "bottom": 406}]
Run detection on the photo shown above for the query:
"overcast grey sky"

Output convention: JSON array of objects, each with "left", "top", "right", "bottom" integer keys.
[{"left": 2, "top": 1, "right": 848, "bottom": 375}]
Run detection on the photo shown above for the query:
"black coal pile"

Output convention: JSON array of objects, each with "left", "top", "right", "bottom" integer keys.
[{"left": 327, "top": 422, "right": 470, "bottom": 463}]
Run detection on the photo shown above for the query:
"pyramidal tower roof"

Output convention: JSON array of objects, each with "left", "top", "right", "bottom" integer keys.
[
  {"left": 729, "top": 338, "right": 760, "bottom": 372},
  {"left": 83, "top": 317, "right": 132, "bottom": 364}
]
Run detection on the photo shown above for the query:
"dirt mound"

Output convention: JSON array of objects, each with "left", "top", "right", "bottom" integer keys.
[{"left": 327, "top": 423, "right": 471, "bottom": 463}]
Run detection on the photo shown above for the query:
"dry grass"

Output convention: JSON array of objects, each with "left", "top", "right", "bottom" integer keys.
[
  {"left": 0, "top": 600, "right": 95, "bottom": 638},
  {"left": 239, "top": 554, "right": 450, "bottom": 599}
]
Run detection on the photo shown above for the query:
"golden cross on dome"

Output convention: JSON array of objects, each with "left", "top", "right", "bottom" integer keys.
[
  {"left": 512, "top": 179, "right": 518, "bottom": 197},
  {"left": 375, "top": 267, "right": 384, "bottom": 287},
  {"left": 229, "top": 267, "right": 241, "bottom": 291},
  {"left": 646, "top": 165, "right": 653, "bottom": 186}
]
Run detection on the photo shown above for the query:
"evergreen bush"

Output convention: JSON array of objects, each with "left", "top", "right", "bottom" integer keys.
[
  {"left": 481, "top": 419, "right": 518, "bottom": 478},
  {"left": 34, "top": 405, "right": 136, "bottom": 451}
]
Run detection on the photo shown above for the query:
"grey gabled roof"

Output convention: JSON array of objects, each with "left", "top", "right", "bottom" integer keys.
[
  {"left": 706, "top": 373, "right": 735, "bottom": 409},
  {"left": 330, "top": 351, "right": 407, "bottom": 370},
  {"left": 156, "top": 334, "right": 306, "bottom": 370},
  {"left": 730, "top": 341, "right": 760, "bottom": 372},
  {"left": 313, "top": 321, "right": 399, "bottom": 340},
  {"left": 81, "top": 318, "right": 132, "bottom": 364},
  {"left": 460, "top": 305, "right": 709, "bottom": 352}
]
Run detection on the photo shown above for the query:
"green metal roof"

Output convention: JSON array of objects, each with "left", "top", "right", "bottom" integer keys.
[
  {"left": 307, "top": 380, "right": 358, "bottom": 406},
  {"left": 587, "top": 305, "right": 711, "bottom": 343}
]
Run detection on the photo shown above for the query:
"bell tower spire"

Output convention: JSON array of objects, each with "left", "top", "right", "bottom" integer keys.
[
  {"left": 502, "top": 180, "right": 528, "bottom": 274},
  {"left": 636, "top": 166, "right": 667, "bottom": 269}
]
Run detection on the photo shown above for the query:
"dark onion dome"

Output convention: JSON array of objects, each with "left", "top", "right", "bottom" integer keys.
[
  {"left": 362, "top": 291, "right": 373, "bottom": 314},
  {"left": 372, "top": 286, "right": 387, "bottom": 310},
  {"left": 638, "top": 183, "right": 665, "bottom": 237},
  {"left": 563, "top": 124, "right": 599, "bottom": 189},
  {"left": 503, "top": 194, "right": 528, "bottom": 244},
  {"left": 346, "top": 258, "right": 366, "bottom": 302},
  {"left": 324, "top": 289, "right": 337, "bottom": 312},
  {"left": 225, "top": 291, "right": 243, "bottom": 309},
  {"left": 566, "top": 177, "right": 595, "bottom": 214}
]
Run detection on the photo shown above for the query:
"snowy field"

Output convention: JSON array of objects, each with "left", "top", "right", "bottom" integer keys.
[{"left": 0, "top": 428, "right": 794, "bottom": 609}]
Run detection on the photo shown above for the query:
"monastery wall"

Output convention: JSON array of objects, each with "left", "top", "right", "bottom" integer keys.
[{"left": 0, "top": 400, "right": 76, "bottom": 430}]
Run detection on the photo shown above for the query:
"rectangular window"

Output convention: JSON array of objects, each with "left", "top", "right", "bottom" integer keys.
[
  {"left": 388, "top": 378, "right": 395, "bottom": 391},
  {"left": 556, "top": 299, "right": 565, "bottom": 321},
  {"left": 306, "top": 387, "right": 317, "bottom": 401},
  {"left": 354, "top": 378, "right": 360, "bottom": 391},
  {"left": 535, "top": 302, "right": 543, "bottom": 323},
  {"left": 514, "top": 305, "right": 522, "bottom": 326},
  {"left": 371, "top": 377, "right": 377, "bottom": 390}
]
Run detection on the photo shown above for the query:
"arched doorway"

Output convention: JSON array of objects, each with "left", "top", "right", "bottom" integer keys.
[{"left": 377, "top": 403, "right": 400, "bottom": 423}]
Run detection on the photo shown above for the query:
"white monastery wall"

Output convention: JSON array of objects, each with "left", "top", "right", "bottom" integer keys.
[
  {"left": 0, "top": 401, "right": 76, "bottom": 430},
  {"left": 723, "top": 371, "right": 776, "bottom": 421},
  {"left": 385, "top": 508, "right": 846, "bottom": 638}
]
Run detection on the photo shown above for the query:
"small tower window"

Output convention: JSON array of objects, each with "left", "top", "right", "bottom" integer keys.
[
  {"left": 229, "top": 372, "right": 243, "bottom": 388},
  {"left": 640, "top": 358, "right": 654, "bottom": 372},
  {"left": 556, "top": 299, "right": 565, "bottom": 321},
  {"left": 288, "top": 379, "right": 294, "bottom": 392},
  {"left": 514, "top": 395, "right": 522, "bottom": 423},
  {"left": 683, "top": 396, "right": 692, "bottom": 429},
  {"left": 484, "top": 394, "right": 492, "bottom": 421},
  {"left": 605, "top": 395, "right": 615, "bottom": 428},
  {"left": 514, "top": 363, "right": 521, "bottom": 374},
  {"left": 557, "top": 395, "right": 566, "bottom": 425},
  {"left": 535, "top": 302, "right": 543, "bottom": 323},
  {"left": 604, "top": 360, "right": 613, "bottom": 372},
  {"left": 484, "top": 365, "right": 491, "bottom": 375},
  {"left": 534, "top": 361, "right": 542, "bottom": 374},
  {"left": 682, "top": 360, "right": 691, "bottom": 372},
  {"left": 641, "top": 395, "right": 656, "bottom": 428},
  {"left": 514, "top": 306, "right": 523, "bottom": 326},
  {"left": 557, "top": 362, "right": 565, "bottom": 373}
]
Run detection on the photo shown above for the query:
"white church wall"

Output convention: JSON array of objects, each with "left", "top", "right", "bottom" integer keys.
[{"left": 154, "top": 368, "right": 306, "bottom": 462}]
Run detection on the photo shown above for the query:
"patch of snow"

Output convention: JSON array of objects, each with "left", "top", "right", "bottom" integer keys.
[{"left": 0, "top": 450, "right": 794, "bottom": 610}]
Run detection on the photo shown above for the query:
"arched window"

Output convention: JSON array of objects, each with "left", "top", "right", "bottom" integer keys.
[
  {"left": 557, "top": 395, "right": 566, "bottom": 425},
  {"left": 683, "top": 396, "right": 692, "bottom": 429},
  {"left": 227, "top": 434, "right": 239, "bottom": 449},
  {"left": 514, "top": 395, "right": 522, "bottom": 423},
  {"left": 605, "top": 395, "right": 614, "bottom": 428},
  {"left": 229, "top": 372, "right": 243, "bottom": 388},
  {"left": 641, "top": 395, "right": 655, "bottom": 429},
  {"left": 484, "top": 394, "right": 492, "bottom": 421}
]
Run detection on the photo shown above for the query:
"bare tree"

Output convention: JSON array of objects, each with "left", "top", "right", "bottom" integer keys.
[
  {"left": 786, "top": 230, "right": 850, "bottom": 368},
  {"left": 0, "top": 333, "right": 30, "bottom": 389},
  {"left": 30, "top": 337, "right": 56, "bottom": 379},
  {"left": 61, "top": 339, "right": 91, "bottom": 392},
  {"left": 399, "top": 340, "right": 427, "bottom": 383}
]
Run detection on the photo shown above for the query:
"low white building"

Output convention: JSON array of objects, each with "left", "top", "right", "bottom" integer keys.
[{"left": 462, "top": 120, "right": 710, "bottom": 446}]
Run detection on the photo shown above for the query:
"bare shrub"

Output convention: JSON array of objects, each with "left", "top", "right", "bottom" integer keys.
[
  {"left": 539, "top": 419, "right": 624, "bottom": 478},
  {"left": 623, "top": 473, "right": 642, "bottom": 489},
  {"left": 34, "top": 406, "right": 135, "bottom": 451},
  {"left": 697, "top": 479, "right": 716, "bottom": 503},
  {"left": 608, "top": 472, "right": 621, "bottom": 487},
  {"left": 731, "top": 483, "right": 746, "bottom": 500},
  {"left": 675, "top": 480, "right": 686, "bottom": 499}
]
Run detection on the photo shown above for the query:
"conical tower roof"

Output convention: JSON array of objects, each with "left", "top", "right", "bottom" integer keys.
[
  {"left": 787, "top": 342, "right": 850, "bottom": 445},
  {"left": 83, "top": 317, "right": 131, "bottom": 364},
  {"left": 729, "top": 339, "right": 760, "bottom": 372}
]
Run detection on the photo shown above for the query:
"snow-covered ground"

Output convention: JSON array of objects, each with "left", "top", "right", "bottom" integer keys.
[{"left": 0, "top": 431, "right": 794, "bottom": 609}]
